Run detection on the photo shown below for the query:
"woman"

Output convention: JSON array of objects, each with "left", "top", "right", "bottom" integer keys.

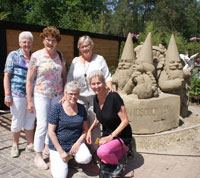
[
  {"left": 3, "top": 31, "right": 35, "bottom": 158},
  {"left": 67, "top": 35, "right": 112, "bottom": 152},
  {"left": 86, "top": 70, "right": 132, "bottom": 165},
  {"left": 26, "top": 26, "right": 66, "bottom": 169},
  {"left": 48, "top": 81, "right": 92, "bottom": 178}
]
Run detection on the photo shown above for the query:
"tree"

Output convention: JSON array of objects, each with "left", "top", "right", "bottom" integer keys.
[
  {"left": 24, "top": 0, "right": 65, "bottom": 26},
  {"left": 59, "top": 0, "right": 106, "bottom": 30},
  {"left": 0, "top": 0, "right": 26, "bottom": 22}
]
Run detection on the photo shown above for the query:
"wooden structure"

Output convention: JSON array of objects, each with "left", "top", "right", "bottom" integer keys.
[
  {"left": 0, "top": 21, "right": 125, "bottom": 109},
  {"left": 0, "top": 21, "right": 125, "bottom": 72}
]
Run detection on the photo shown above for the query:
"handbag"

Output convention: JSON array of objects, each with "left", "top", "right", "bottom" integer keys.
[{"left": 99, "top": 137, "right": 126, "bottom": 178}]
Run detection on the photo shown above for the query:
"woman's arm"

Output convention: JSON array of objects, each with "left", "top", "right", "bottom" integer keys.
[
  {"left": 86, "top": 116, "right": 99, "bottom": 145},
  {"left": 48, "top": 123, "right": 64, "bottom": 153},
  {"left": 99, "top": 106, "right": 129, "bottom": 145},
  {"left": 69, "top": 120, "right": 88, "bottom": 155},
  {"left": 110, "top": 106, "right": 129, "bottom": 137},
  {"left": 106, "top": 81, "right": 112, "bottom": 89},
  {"left": 106, "top": 81, "right": 115, "bottom": 92},
  {"left": 61, "top": 61, "right": 67, "bottom": 87},
  {"left": 48, "top": 123, "right": 69, "bottom": 162},
  {"left": 26, "top": 64, "right": 37, "bottom": 113},
  {"left": 3, "top": 72, "right": 12, "bottom": 107}
]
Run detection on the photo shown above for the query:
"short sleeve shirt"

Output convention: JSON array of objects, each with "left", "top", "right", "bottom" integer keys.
[
  {"left": 29, "top": 52, "right": 64, "bottom": 97},
  {"left": 48, "top": 103, "right": 87, "bottom": 152},
  {"left": 4, "top": 48, "right": 31, "bottom": 97},
  {"left": 94, "top": 92, "right": 132, "bottom": 145},
  {"left": 67, "top": 54, "right": 112, "bottom": 97}
]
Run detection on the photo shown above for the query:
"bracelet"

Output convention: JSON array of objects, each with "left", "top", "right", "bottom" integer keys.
[
  {"left": 59, "top": 150, "right": 66, "bottom": 155},
  {"left": 5, "top": 95, "right": 12, "bottom": 101}
]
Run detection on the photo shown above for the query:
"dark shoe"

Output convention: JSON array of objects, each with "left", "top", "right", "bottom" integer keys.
[{"left": 68, "top": 159, "right": 80, "bottom": 170}]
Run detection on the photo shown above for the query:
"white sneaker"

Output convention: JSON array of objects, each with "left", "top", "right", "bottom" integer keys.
[
  {"left": 11, "top": 145, "right": 19, "bottom": 158},
  {"left": 25, "top": 144, "right": 34, "bottom": 152}
]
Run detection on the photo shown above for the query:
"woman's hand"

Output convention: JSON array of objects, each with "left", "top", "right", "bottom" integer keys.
[
  {"left": 27, "top": 101, "right": 34, "bottom": 114},
  {"left": 4, "top": 96, "right": 13, "bottom": 107},
  {"left": 99, "top": 135, "right": 113, "bottom": 145},
  {"left": 108, "top": 87, "right": 115, "bottom": 92},
  {"left": 59, "top": 151, "right": 71, "bottom": 163},
  {"left": 59, "top": 95, "right": 67, "bottom": 103},
  {"left": 69, "top": 142, "right": 81, "bottom": 155},
  {"left": 86, "top": 130, "right": 92, "bottom": 145}
]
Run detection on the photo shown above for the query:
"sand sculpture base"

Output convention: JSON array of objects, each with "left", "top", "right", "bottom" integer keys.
[{"left": 120, "top": 93, "right": 180, "bottom": 134}]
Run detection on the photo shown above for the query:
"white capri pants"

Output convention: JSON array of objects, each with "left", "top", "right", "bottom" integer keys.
[
  {"left": 50, "top": 142, "right": 92, "bottom": 178},
  {"left": 34, "top": 95, "right": 63, "bottom": 152},
  {"left": 10, "top": 97, "right": 35, "bottom": 132}
]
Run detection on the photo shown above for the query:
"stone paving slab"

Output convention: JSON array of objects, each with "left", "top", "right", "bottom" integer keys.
[{"left": 1, "top": 110, "right": 200, "bottom": 178}]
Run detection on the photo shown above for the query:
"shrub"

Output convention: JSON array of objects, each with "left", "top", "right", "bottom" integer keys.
[{"left": 189, "top": 69, "right": 200, "bottom": 102}]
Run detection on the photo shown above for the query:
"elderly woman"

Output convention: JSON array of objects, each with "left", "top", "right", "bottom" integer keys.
[
  {"left": 67, "top": 35, "right": 112, "bottom": 153},
  {"left": 3, "top": 31, "right": 35, "bottom": 158},
  {"left": 48, "top": 81, "right": 92, "bottom": 178},
  {"left": 26, "top": 26, "right": 66, "bottom": 169},
  {"left": 86, "top": 70, "right": 132, "bottom": 166}
]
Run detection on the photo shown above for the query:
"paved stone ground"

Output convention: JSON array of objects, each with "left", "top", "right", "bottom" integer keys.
[{"left": 0, "top": 106, "right": 200, "bottom": 178}]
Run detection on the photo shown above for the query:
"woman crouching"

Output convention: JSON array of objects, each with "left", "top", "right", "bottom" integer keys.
[{"left": 48, "top": 81, "right": 92, "bottom": 178}]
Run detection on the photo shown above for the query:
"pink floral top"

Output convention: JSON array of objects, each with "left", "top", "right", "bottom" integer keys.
[{"left": 30, "top": 52, "right": 64, "bottom": 98}]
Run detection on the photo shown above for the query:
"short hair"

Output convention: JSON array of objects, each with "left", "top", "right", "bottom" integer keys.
[
  {"left": 40, "top": 26, "right": 61, "bottom": 43},
  {"left": 19, "top": 31, "right": 34, "bottom": 42},
  {"left": 88, "top": 70, "right": 105, "bottom": 84},
  {"left": 64, "top": 81, "right": 80, "bottom": 94},
  {"left": 77, "top": 35, "right": 94, "bottom": 49}
]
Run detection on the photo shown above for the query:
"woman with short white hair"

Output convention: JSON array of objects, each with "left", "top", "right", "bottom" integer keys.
[
  {"left": 67, "top": 35, "right": 112, "bottom": 155},
  {"left": 3, "top": 31, "right": 35, "bottom": 158},
  {"left": 48, "top": 81, "right": 92, "bottom": 178}
]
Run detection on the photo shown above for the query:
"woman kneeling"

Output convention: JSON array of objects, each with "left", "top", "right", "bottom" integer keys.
[{"left": 48, "top": 81, "right": 92, "bottom": 178}]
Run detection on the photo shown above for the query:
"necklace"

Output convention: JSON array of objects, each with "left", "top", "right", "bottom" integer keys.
[
  {"left": 83, "top": 61, "right": 90, "bottom": 90},
  {"left": 84, "top": 62, "right": 90, "bottom": 77}
]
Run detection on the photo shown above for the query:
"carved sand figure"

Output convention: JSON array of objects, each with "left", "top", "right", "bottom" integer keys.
[
  {"left": 130, "top": 32, "right": 158, "bottom": 99},
  {"left": 159, "top": 34, "right": 192, "bottom": 117},
  {"left": 111, "top": 32, "right": 194, "bottom": 134},
  {"left": 152, "top": 44, "right": 167, "bottom": 79},
  {"left": 112, "top": 33, "right": 136, "bottom": 93},
  {"left": 180, "top": 52, "right": 199, "bottom": 69},
  {"left": 135, "top": 43, "right": 167, "bottom": 80}
]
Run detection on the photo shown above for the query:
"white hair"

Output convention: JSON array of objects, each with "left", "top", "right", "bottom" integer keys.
[
  {"left": 88, "top": 70, "right": 105, "bottom": 84},
  {"left": 77, "top": 35, "right": 94, "bottom": 49},
  {"left": 64, "top": 81, "right": 80, "bottom": 94},
  {"left": 19, "top": 31, "right": 34, "bottom": 42}
]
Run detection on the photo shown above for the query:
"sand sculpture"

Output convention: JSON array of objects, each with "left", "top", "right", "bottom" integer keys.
[
  {"left": 112, "top": 33, "right": 192, "bottom": 134},
  {"left": 180, "top": 53, "right": 199, "bottom": 69},
  {"left": 158, "top": 34, "right": 192, "bottom": 117}
]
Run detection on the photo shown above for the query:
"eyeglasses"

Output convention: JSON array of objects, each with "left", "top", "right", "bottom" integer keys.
[
  {"left": 79, "top": 44, "right": 91, "bottom": 49},
  {"left": 45, "top": 38, "right": 57, "bottom": 44},
  {"left": 67, "top": 93, "right": 79, "bottom": 97},
  {"left": 21, "top": 41, "right": 32, "bottom": 45}
]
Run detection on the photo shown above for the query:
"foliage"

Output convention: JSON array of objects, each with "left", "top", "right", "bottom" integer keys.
[
  {"left": 0, "top": 0, "right": 26, "bottom": 22},
  {"left": 189, "top": 69, "right": 200, "bottom": 101},
  {"left": 0, "top": 12, "right": 10, "bottom": 20},
  {"left": 24, "top": 0, "right": 64, "bottom": 26},
  {"left": 1, "top": 0, "right": 200, "bottom": 61},
  {"left": 186, "top": 41, "right": 200, "bottom": 56}
]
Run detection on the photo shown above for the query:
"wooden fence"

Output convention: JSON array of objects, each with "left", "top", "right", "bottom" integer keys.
[{"left": 0, "top": 21, "right": 125, "bottom": 109}]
